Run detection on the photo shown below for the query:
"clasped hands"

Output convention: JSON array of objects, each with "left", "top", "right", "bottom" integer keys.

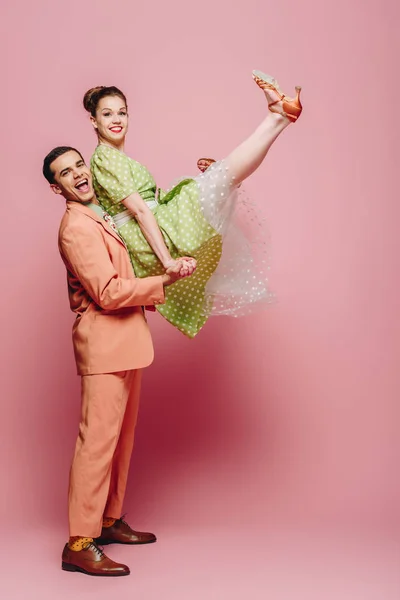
[
  {"left": 164, "top": 257, "right": 197, "bottom": 279},
  {"left": 159, "top": 256, "right": 197, "bottom": 289}
]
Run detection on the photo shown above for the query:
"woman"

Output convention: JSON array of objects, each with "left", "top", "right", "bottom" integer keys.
[{"left": 84, "top": 71, "right": 302, "bottom": 337}]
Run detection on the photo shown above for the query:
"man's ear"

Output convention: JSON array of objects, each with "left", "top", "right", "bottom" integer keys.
[
  {"left": 50, "top": 183, "right": 63, "bottom": 195},
  {"left": 90, "top": 115, "right": 98, "bottom": 130}
]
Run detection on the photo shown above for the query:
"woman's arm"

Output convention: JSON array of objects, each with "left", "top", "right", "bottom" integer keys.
[
  {"left": 91, "top": 148, "right": 195, "bottom": 276},
  {"left": 122, "top": 192, "right": 196, "bottom": 276}
]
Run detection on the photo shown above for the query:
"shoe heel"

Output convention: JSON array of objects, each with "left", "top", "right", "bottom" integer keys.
[{"left": 62, "top": 562, "right": 77, "bottom": 572}]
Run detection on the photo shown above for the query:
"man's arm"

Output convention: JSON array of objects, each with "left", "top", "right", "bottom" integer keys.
[{"left": 60, "top": 221, "right": 175, "bottom": 310}]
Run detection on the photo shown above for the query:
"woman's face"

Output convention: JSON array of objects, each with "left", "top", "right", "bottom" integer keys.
[{"left": 92, "top": 95, "right": 128, "bottom": 146}]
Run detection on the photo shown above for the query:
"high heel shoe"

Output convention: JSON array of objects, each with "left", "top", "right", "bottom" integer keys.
[
  {"left": 197, "top": 158, "right": 216, "bottom": 173},
  {"left": 252, "top": 70, "right": 302, "bottom": 123}
]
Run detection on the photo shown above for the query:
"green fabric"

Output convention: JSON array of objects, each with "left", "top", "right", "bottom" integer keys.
[
  {"left": 87, "top": 202, "right": 104, "bottom": 219},
  {"left": 91, "top": 145, "right": 222, "bottom": 338}
]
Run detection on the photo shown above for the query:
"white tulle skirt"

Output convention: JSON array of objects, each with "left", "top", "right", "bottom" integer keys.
[{"left": 193, "top": 159, "right": 274, "bottom": 317}]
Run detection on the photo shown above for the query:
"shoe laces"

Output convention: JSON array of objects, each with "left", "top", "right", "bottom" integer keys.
[
  {"left": 119, "top": 513, "right": 133, "bottom": 531},
  {"left": 84, "top": 541, "right": 105, "bottom": 557}
]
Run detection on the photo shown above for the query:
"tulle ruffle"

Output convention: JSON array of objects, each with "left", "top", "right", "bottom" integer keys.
[{"left": 194, "top": 160, "right": 274, "bottom": 317}]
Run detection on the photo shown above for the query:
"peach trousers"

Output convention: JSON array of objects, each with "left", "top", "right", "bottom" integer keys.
[{"left": 68, "top": 369, "right": 142, "bottom": 537}]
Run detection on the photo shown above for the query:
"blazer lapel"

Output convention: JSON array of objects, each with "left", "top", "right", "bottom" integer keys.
[{"left": 67, "top": 201, "right": 126, "bottom": 247}]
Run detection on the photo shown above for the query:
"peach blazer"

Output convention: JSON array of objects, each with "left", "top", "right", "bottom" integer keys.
[{"left": 58, "top": 201, "right": 165, "bottom": 375}]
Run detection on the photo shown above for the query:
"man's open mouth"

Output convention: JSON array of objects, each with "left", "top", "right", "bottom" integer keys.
[{"left": 75, "top": 179, "right": 90, "bottom": 193}]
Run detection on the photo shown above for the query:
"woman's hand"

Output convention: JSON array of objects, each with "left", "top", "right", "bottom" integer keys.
[{"left": 177, "top": 257, "right": 197, "bottom": 278}]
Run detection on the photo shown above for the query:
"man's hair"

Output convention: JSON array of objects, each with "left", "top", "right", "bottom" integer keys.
[{"left": 42, "top": 146, "right": 85, "bottom": 184}]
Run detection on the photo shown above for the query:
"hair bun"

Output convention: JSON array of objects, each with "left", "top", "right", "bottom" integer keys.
[{"left": 83, "top": 86, "right": 105, "bottom": 113}]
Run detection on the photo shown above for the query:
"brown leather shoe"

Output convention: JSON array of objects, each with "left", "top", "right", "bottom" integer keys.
[
  {"left": 61, "top": 541, "right": 130, "bottom": 576},
  {"left": 95, "top": 518, "right": 157, "bottom": 546}
]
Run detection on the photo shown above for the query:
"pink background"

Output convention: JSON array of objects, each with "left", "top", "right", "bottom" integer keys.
[{"left": 1, "top": 0, "right": 399, "bottom": 597}]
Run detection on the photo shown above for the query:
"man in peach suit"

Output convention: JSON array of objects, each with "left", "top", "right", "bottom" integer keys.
[{"left": 43, "top": 146, "right": 191, "bottom": 577}]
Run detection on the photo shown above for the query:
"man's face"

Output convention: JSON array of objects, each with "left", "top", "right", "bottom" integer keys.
[{"left": 50, "top": 150, "right": 95, "bottom": 204}]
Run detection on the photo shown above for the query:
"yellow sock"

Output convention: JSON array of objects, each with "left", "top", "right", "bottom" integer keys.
[
  {"left": 102, "top": 517, "right": 116, "bottom": 528},
  {"left": 68, "top": 536, "right": 94, "bottom": 551}
]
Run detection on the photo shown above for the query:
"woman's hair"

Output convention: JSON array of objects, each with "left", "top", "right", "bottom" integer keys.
[{"left": 83, "top": 86, "right": 127, "bottom": 116}]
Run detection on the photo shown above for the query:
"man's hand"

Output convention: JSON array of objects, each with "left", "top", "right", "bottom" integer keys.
[
  {"left": 162, "top": 259, "right": 195, "bottom": 286},
  {"left": 164, "top": 257, "right": 197, "bottom": 280}
]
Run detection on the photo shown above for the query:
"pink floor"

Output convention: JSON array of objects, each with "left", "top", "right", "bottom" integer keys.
[{"left": 2, "top": 525, "right": 399, "bottom": 599}]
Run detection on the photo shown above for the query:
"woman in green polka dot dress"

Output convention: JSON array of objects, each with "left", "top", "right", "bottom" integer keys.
[{"left": 83, "top": 71, "right": 302, "bottom": 337}]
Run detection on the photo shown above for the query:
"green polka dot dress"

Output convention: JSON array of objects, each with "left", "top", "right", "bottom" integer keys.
[
  {"left": 91, "top": 145, "right": 224, "bottom": 338},
  {"left": 91, "top": 145, "right": 272, "bottom": 338}
]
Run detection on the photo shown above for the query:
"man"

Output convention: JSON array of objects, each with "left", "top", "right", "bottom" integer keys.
[{"left": 43, "top": 146, "right": 189, "bottom": 576}]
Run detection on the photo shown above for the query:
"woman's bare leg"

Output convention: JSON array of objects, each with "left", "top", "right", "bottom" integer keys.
[
  {"left": 225, "top": 87, "right": 292, "bottom": 185},
  {"left": 225, "top": 112, "right": 289, "bottom": 186}
]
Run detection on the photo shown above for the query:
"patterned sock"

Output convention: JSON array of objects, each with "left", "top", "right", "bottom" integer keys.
[
  {"left": 102, "top": 517, "right": 116, "bottom": 528},
  {"left": 68, "top": 536, "right": 94, "bottom": 551}
]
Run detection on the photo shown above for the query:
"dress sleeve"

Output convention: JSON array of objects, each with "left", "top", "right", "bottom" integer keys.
[{"left": 91, "top": 148, "right": 138, "bottom": 205}]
